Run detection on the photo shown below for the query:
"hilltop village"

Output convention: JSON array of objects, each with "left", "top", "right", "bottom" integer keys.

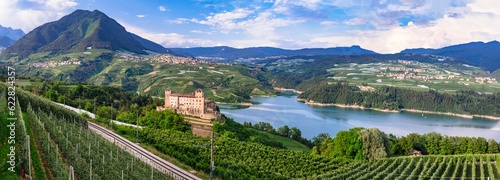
[{"left": 28, "top": 52, "right": 232, "bottom": 68}]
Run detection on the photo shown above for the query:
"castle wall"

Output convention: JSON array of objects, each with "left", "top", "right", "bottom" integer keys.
[{"left": 158, "top": 88, "right": 220, "bottom": 120}]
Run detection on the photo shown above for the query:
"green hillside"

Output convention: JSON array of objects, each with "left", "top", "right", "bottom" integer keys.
[
  {"left": 5, "top": 51, "right": 275, "bottom": 103},
  {"left": 264, "top": 54, "right": 500, "bottom": 93}
]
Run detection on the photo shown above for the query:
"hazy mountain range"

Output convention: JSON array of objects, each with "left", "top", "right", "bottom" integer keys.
[
  {"left": 401, "top": 41, "right": 500, "bottom": 71},
  {"left": 169, "top": 45, "right": 377, "bottom": 60},
  {"left": 0, "top": 25, "right": 24, "bottom": 49}
]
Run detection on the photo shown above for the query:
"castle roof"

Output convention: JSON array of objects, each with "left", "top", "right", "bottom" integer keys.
[{"left": 170, "top": 93, "right": 196, "bottom": 98}]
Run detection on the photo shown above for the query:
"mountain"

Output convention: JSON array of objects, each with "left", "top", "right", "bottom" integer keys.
[
  {"left": 401, "top": 41, "right": 500, "bottom": 71},
  {"left": 170, "top": 45, "right": 377, "bottom": 61},
  {"left": 0, "top": 36, "right": 15, "bottom": 47},
  {"left": 2, "top": 9, "right": 170, "bottom": 59},
  {"left": 0, "top": 25, "right": 25, "bottom": 40}
]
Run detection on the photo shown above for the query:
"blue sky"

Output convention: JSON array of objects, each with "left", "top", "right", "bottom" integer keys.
[{"left": 1, "top": 0, "right": 499, "bottom": 53}]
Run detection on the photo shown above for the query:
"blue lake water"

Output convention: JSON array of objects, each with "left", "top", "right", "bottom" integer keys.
[{"left": 220, "top": 95, "right": 500, "bottom": 141}]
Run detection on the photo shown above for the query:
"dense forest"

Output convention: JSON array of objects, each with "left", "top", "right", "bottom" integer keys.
[
  {"left": 312, "top": 128, "right": 500, "bottom": 161},
  {"left": 298, "top": 82, "right": 500, "bottom": 116}
]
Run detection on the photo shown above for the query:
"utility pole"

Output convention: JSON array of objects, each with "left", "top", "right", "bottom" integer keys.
[
  {"left": 136, "top": 110, "right": 139, "bottom": 144},
  {"left": 110, "top": 102, "right": 113, "bottom": 127},
  {"left": 210, "top": 132, "right": 214, "bottom": 180},
  {"left": 93, "top": 98, "right": 96, "bottom": 122}
]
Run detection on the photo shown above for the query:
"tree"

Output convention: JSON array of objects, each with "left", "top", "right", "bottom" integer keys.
[
  {"left": 243, "top": 121, "right": 252, "bottom": 128},
  {"left": 277, "top": 125, "right": 290, "bottom": 137},
  {"left": 312, "top": 133, "right": 330, "bottom": 147},
  {"left": 422, "top": 132, "right": 442, "bottom": 155},
  {"left": 439, "top": 136, "right": 452, "bottom": 155},
  {"left": 358, "top": 128, "right": 389, "bottom": 161},
  {"left": 329, "top": 128, "right": 364, "bottom": 160},
  {"left": 116, "top": 111, "right": 136, "bottom": 124},
  {"left": 388, "top": 134, "right": 402, "bottom": 156},
  {"left": 398, "top": 133, "right": 424, "bottom": 155},
  {"left": 290, "top": 127, "right": 302, "bottom": 140},
  {"left": 96, "top": 106, "right": 117, "bottom": 120},
  {"left": 487, "top": 139, "right": 499, "bottom": 154},
  {"left": 139, "top": 109, "right": 191, "bottom": 132},
  {"left": 45, "top": 89, "right": 58, "bottom": 101}
]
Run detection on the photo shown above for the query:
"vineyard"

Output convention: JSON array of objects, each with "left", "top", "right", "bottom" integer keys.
[
  {"left": 309, "top": 155, "right": 500, "bottom": 180},
  {"left": 133, "top": 128, "right": 350, "bottom": 179},
  {"left": 133, "top": 126, "right": 500, "bottom": 180},
  {"left": 2, "top": 86, "right": 172, "bottom": 179}
]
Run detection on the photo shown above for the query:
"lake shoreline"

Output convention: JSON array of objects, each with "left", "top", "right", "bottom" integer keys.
[
  {"left": 216, "top": 102, "right": 253, "bottom": 106},
  {"left": 296, "top": 98, "right": 500, "bottom": 120},
  {"left": 273, "top": 87, "right": 304, "bottom": 94}
]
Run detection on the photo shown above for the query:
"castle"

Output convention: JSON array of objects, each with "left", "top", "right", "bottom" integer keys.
[{"left": 156, "top": 88, "right": 220, "bottom": 120}]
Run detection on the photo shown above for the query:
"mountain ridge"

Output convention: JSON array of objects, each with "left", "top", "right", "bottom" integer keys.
[
  {"left": 1, "top": 9, "right": 171, "bottom": 59},
  {"left": 0, "top": 25, "right": 25, "bottom": 40},
  {"left": 0, "top": 36, "right": 15, "bottom": 47},
  {"left": 169, "top": 45, "right": 378, "bottom": 60},
  {"left": 401, "top": 41, "right": 500, "bottom": 71}
]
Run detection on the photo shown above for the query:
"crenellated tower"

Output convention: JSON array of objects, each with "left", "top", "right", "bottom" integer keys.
[{"left": 165, "top": 88, "right": 171, "bottom": 107}]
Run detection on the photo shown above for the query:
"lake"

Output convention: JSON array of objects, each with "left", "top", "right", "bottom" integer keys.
[{"left": 220, "top": 95, "right": 500, "bottom": 141}]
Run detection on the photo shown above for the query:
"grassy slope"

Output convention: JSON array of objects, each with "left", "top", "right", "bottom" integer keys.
[
  {"left": 7, "top": 49, "right": 276, "bottom": 103},
  {"left": 89, "top": 59, "right": 274, "bottom": 102},
  {"left": 248, "top": 129, "right": 310, "bottom": 152}
]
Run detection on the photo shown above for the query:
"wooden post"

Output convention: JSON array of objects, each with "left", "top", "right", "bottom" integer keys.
[
  {"left": 90, "top": 160, "right": 92, "bottom": 180},
  {"left": 27, "top": 135, "right": 31, "bottom": 179},
  {"left": 210, "top": 132, "right": 214, "bottom": 180}
]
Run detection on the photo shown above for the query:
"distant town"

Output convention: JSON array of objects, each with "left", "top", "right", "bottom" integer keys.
[{"left": 28, "top": 51, "right": 233, "bottom": 68}]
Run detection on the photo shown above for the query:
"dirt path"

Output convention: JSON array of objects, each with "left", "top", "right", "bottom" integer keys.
[
  {"left": 211, "top": 90, "right": 224, "bottom": 99},
  {"left": 29, "top": 123, "right": 53, "bottom": 180}
]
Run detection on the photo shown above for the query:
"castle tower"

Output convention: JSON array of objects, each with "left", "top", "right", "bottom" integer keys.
[
  {"left": 195, "top": 89, "right": 205, "bottom": 113},
  {"left": 165, "top": 88, "right": 171, "bottom": 108},
  {"left": 195, "top": 88, "right": 204, "bottom": 98}
]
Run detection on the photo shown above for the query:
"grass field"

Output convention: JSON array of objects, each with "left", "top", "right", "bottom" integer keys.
[{"left": 249, "top": 129, "right": 311, "bottom": 152}]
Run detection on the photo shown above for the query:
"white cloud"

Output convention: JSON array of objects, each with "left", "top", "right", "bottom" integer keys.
[
  {"left": 343, "top": 17, "right": 365, "bottom": 25},
  {"left": 171, "top": 0, "right": 488, "bottom": 53},
  {"left": 0, "top": 0, "right": 77, "bottom": 32},
  {"left": 159, "top": 6, "right": 167, "bottom": 12},
  {"left": 190, "top": 8, "right": 303, "bottom": 47},
  {"left": 190, "top": 30, "right": 213, "bottom": 35},
  {"left": 136, "top": 14, "right": 146, "bottom": 18},
  {"left": 167, "top": 18, "right": 191, "bottom": 24},
  {"left": 320, "top": 20, "right": 338, "bottom": 26},
  {"left": 299, "top": 0, "right": 500, "bottom": 53},
  {"left": 273, "top": 0, "right": 324, "bottom": 10},
  {"left": 119, "top": 21, "right": 217, "bottom": 48},
  {"left": 192, "top": 8, "right": 255, "bottom": 30}
]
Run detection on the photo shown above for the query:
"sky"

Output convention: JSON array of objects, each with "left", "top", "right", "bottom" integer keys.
[{"left": 0, "top": 0, "right": 499, "bottom": 53}]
